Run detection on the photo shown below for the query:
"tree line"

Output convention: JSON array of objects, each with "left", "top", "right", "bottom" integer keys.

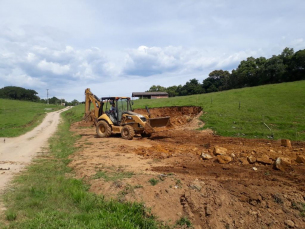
[
  {"left": 147, "top": 47, "right": 305, "bottom": 96},
  {"left": 0, "top": 86, "right": 79, "bottom": 105},
  {"left": 0, "top": 86, "right": 40, "bottom": 101}
]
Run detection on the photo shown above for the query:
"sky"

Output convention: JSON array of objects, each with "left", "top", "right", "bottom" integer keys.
[{"left": 0, "top": 0, "right": 304, "bottom": 102}]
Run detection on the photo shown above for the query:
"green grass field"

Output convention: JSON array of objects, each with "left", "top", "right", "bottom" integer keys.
[
  {"left": 133, "top": 81, "right": 305, "bottom": 141},
  {"left": 0, "top": 99, "right": 62, "bottom": 137}
]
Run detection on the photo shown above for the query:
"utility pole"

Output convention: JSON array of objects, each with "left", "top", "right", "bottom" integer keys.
[{"left": 47, "top": 89, "right": 49, "bottom": 104}]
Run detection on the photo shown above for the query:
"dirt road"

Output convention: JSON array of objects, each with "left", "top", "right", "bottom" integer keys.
[
  {"left": 69, "top": 106, "right": 305, "bottom": 229},
  {"left": 0, "top": 107, "right": 71, "bottom": 192}
]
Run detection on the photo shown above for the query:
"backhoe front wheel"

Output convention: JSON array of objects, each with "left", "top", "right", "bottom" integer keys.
[
  {"left": 96, "top": 120, "right": 111, "bottom": 138},
  {"left": 121, "top": 125, "right": 135, "bottom": 140}
]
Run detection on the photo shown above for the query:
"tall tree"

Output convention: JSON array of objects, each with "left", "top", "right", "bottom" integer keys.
[
  {"left": 204, "top": 70, "right": 231, "bottom": 91},
  {"left": 166, "top": 85, "right": 178, "bottom": 97},
  {"left": 261, "top": 55, "right": 286, "bottom": 84},
  {"left": 180, "top": 79, "right": 204, "bottom": 95},
  {"left": 0, "top": 86, "right": 39, "bottom": 101},
  {"left": 147, "top": 85, "right": 166, "bottom": 92},
  {"left": 48, "top": 96, "right": 60, "bottom": 104},
  {"left": 281, "top": 47, "right": 294, "bottom": 59},
  {"left": 71, "top": 99, "right": 79, "bottom": 106},
  {"left": 234, "top": 57, "right": 258, "bottom": 87},
  {"left": 289, "top": 49, "right": 305, "bottom": 81}
]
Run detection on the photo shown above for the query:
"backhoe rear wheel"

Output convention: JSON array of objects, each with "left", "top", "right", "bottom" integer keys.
[
  {"left": 121, "top": 125, "right": 135, "bottom": 140},
  {"left": 96, "top": 120, "right": 111, "bottom": 138}
]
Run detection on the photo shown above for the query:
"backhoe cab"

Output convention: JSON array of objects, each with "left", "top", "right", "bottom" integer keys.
[{"left": 84, "top": 88, "right": 170, "bottom": 140}]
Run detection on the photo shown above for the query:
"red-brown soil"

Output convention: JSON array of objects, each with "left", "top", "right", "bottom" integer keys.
[{"left": 69, "top": 106, "right": 305, "bottom": 229}]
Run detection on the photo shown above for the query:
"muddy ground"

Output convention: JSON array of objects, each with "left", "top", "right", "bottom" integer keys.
[{"left": 69, "top": 106, "right": 305, "bottom": 229}]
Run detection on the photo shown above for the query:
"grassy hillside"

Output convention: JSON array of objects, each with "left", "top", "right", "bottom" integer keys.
[
  {"left": 133, "top": 81, "right": 305, "bottom": 141},
  {"left": 0, "top": 99, "right": 62, "bottom": 137}
]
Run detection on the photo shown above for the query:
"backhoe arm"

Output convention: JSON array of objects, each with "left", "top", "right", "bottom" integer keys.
[{"left": 84, "top": 88, "right": 102, "bottom": 122}]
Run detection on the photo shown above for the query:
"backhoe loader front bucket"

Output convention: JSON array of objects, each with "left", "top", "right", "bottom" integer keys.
[
  {"left": 148, "top": 117, "right": 170, "bottom": 128},
  {"left": 143, "top": 116, "right": 170, "bottom": 134}
]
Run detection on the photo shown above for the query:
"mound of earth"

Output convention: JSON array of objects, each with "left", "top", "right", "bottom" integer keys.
[
  {"left": 134, "top": 106, "right": 203, "bottom": 127},
  {"left": 70, "top": 106, "right": 305, "bottom": 229}
]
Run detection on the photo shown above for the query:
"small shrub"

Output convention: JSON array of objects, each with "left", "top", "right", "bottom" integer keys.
[
  {"left": 6, "top": 210, "right": 17, "bottom": 221},
  {"left": 175, "top": 179, "right": 182, "bottom": 188},
  {"left": 134, "top": 185, "right": 143, "bottom": 189},
  {"left": 149, "top": 178, "right": 159, "bottom": 186},
  {"left": 175, "top": 217, "right": 192, "bottom": 228}
]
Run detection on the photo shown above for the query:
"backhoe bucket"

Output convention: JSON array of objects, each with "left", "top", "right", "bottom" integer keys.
[
  {"left": 148, "top": 116, "right": 170, "bottom": 128},
  {"left": 144, "top": 117, "right": 170, "bottom": 134}
]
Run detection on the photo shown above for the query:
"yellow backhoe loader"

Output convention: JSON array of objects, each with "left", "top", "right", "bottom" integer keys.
[{"left": 84, "top": 88, "right": 170, "bottom": 140}]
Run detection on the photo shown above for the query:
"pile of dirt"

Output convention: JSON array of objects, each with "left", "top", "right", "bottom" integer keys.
[
  {"left": 134, "top": 106, "right": 203, "bottom": 127},
  {"left": 69, "top": 106, "right": 305, "bottom": 229}
]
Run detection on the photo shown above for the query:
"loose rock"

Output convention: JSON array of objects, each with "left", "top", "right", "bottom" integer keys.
[
  {"left": 256, "top": 154, "right": 272, "bottom": 164},
  {"left": 274, "top": 157, "right": 292, "bottom": 171},
  {"left": 296, "top": 155, "right": 305, "bottom": 163},
  {"left": 281, "top": 139, "right": 292, "bottom": 148},
  {"left": 190, "top": 179, "right": 203, "bottom": 191},
  {"left": 240, "top": 152, "right": 248, "bottom": 157},
  {"left": 217, "top": 155, "right": 232, "bottom": 164},
  {"left": 201, "top": 153, "right": 213, "bottom": 160},
  {"left": 284, "top": 219, "right": 295, "bottom": 228},
  {"left": 247, "top": 155, "right": 256, "bottom": 164},
  {"left": 205, "top": 204, "right": 212, "bottom": 216},
  {"left": 160, "top": 152, "right": 168, "bottom": 159},
  {"left": 239, "top": 158, "right": 249, "bottom": 165},
  {"left": 213, "top": 146, "right": 228, "bottom": 155}
]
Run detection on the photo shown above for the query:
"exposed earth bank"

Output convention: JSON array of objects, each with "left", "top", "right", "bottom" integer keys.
[{"left": 69, "top": 106, "right": 305, "bottom": 229}]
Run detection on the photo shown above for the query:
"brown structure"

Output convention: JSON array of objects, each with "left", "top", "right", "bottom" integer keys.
[{"left": 132, "top": 92, "right": 168, "bottom": 99}]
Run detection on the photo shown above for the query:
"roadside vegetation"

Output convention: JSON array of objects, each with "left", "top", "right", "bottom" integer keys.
[
  {"left": 0, "top": 86, "right": 80, "bottom": 106},
  {"left": 0, "top": 106, "right": 159, "bottom": 228},
  {"left": 0, "top": 99, "right": 62, "bottom": 137},
  {"left": 134, "top": 81, "right": 305, "bottom": 141}
]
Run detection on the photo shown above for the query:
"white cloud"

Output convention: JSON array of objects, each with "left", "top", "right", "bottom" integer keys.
[
  {"left": 0, "top": 0, "right": 305, "bottom": 101},
  {"left": 27, "top": 53, "right": 36, "bottom": 62},
  {"left": 0, "top": 68, "right": 46, "bottom": 88},
  {"left": 123, "top": 46, "right": 254, "bottom": 76},
  {"left": 0, "top": 26, "right": 118, "bottom": 87},
  {"left": 38, "top": 60, "right": 70, "bottom": 75}
]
